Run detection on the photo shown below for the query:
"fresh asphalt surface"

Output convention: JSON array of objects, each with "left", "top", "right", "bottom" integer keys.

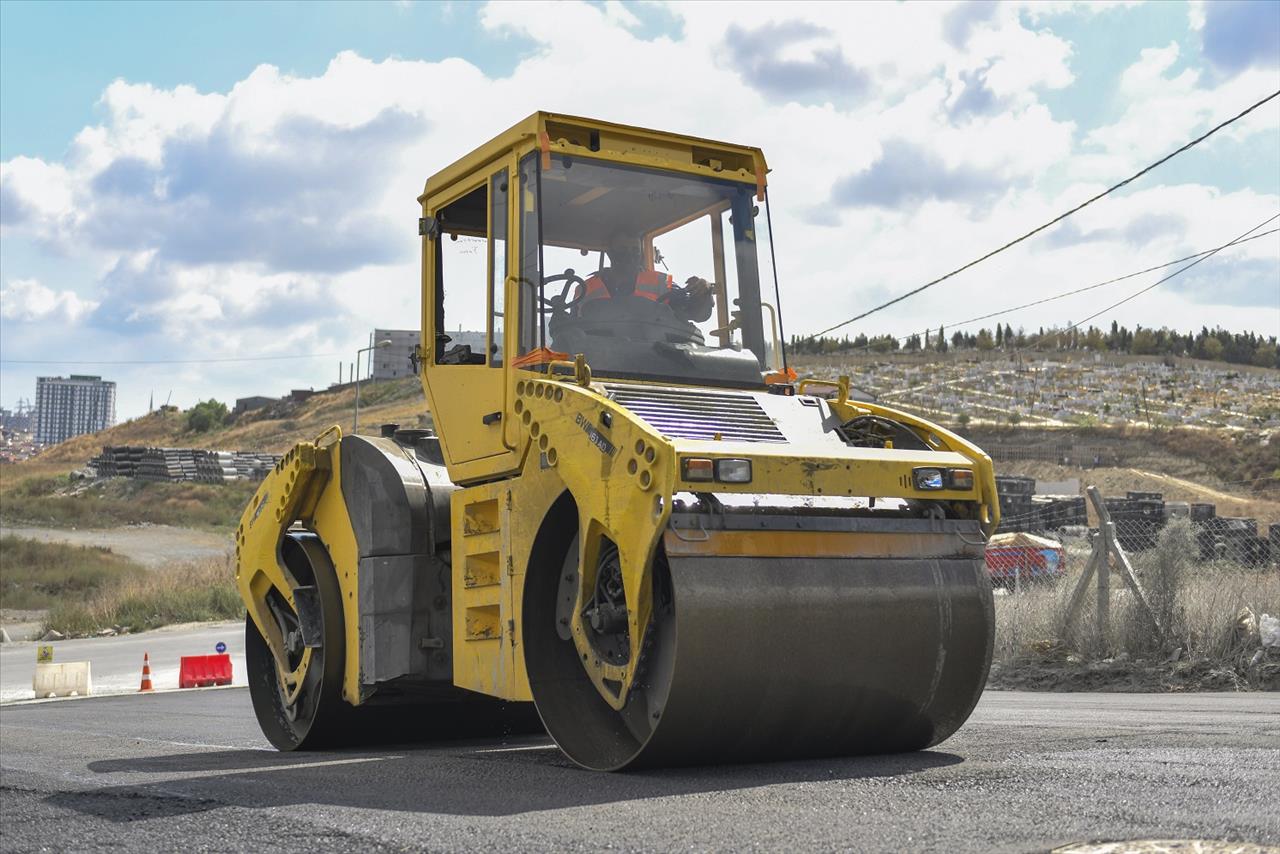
[{"left": 0, "top": 689, "right": 1276, "bottom": 852}]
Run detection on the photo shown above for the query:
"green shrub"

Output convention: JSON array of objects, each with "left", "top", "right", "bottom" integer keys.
[{"left": 186, "top": 399, "right": 229, "bottom": 433}]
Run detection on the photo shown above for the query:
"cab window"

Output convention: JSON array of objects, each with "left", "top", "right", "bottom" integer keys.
[
  {"left": 490, "top": 169, "right": 508, "bottom": 367},
  {"left": 435, "top": 183, "right": 488, "bottom": 364}
]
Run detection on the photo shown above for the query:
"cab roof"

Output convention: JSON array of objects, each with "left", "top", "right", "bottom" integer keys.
[{"left": 419, "top": 112, "right": 768, "bottom": 203}]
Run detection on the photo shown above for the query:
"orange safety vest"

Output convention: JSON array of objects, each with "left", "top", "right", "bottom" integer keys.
[{"left": 579, "top": 270, "right": 674, "bottom": 303}]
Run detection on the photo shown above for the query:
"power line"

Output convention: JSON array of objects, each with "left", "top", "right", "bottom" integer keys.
[
  {"left": 1056, "top": 213, "right": 1279, "bottom": 334},
  {"left": 808, "top": 221, "right": 1278, "bottom": 354},
  {"left": 0, "top": 352, "right": 342, "bottom": 366},
  {"left": 888, "top": 225, "right": 1279, "bottom": 346},
  {"left": 916, "top": 212, "right": 1277, "bottom": 354},
  {"left": 813, "top": 88, "right": 1280, "bottom": 337}
]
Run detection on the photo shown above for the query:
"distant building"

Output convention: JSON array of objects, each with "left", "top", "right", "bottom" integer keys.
[
  {"left": 233, "top": 395, "right": 275, "bottom": 416},
  {"left": 369, "top": 328, "right": 500, "bottom": 378},
  {"left": 370, "top": 329, "right": 420, "bottom": 380},
  {"left": 35, "top": 375, "right": 116, "bottom": 445}
]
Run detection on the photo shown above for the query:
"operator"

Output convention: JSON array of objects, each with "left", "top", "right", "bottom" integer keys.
[{"left": 577, "top": 238, "right": 715, "bottom": 324}]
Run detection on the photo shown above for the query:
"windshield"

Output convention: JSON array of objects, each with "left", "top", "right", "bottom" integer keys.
[{"left": 516, "top": 153, "right": 779, "bottom": 387}]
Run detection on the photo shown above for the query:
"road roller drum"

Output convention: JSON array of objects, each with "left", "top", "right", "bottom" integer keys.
[{"left": 525, "top": 513, "right": 993, "bottom": 770}]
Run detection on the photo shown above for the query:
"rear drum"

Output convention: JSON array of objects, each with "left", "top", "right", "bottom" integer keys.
[{"left": 246, "top": 534, "right": 348, "bottom": 750}]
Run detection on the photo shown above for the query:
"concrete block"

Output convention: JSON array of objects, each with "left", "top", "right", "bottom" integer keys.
[{"left": 33, "top": 661, "right": 92, "bottom": 698}]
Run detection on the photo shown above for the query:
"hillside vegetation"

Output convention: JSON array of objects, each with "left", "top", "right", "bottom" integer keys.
[
  {"left": 35, "top": 376, "right": 425, "bottom": 465},
  {"left": 3, "top": 377, "right": 428, "bottom": 482},
  {"left": 0, "top": 377, "right": 429, "bottom": 532},
  {"left": 44, "top": 554, "right": 241, "bottom": 637},
  {"left": 968, "top": 425, "right": 1280, "bottom": 498},
  {"left": 791, "top": 322, "right": 1279, "bottom": 369},
  {"left": 0, "top": 476, "right": 259, "bottom": 532},
  {"left": 0, "top": 535, "right": 146, "bottom": 611}
]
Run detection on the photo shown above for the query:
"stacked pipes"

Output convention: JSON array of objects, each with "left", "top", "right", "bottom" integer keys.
[{"left": 88, "top": 446, "right": 282, "bottom": 484}]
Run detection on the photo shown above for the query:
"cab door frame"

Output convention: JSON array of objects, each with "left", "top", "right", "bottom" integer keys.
[{"left": 421, "top": 153, "right": 521, "bottom": 482}]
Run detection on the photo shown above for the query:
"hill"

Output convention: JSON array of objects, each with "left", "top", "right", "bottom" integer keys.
[
  {"left": 5, "top": 377, "right": 428, "bottom": 482},
  {"left": 0, "top": 378, "right": 430, "bottom": 532}
]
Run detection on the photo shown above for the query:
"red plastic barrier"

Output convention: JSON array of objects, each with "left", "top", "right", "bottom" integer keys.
[{"left": 178, "top": 653, "right": 233, "bottom": 689}]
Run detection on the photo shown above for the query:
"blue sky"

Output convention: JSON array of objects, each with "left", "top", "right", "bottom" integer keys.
[
  {"left": 0, "top": 1, "right": 525, "bottom": 160},
  {"left": 1, "top": 0, "right": 1277, "bottom": 418}
]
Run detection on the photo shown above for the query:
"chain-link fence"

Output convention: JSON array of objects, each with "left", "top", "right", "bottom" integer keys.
[
  {"left": 992, "top": 477, "right": 1277, "bottom": 572},
  {"left": 988, "top": 478, "right": 1279, "bottom": 675}
]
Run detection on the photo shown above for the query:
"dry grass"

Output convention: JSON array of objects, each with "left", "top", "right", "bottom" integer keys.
[
  {"left": 0, "top": 535, "right": 146, "bottom": 611},
  {"left": 1, "top": 535, "right": 241, "bottom": 636},
  {"left": 993, "top": 521, "right": 1280, "bottom": 685},
  {"left": 44, "top": 554, "right": 241, "bottom": 637},
  {"left": 0, "top": 475, "right": 259, "bottom": 532}
]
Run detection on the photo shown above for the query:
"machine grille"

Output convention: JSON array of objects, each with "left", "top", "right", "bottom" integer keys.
[{"left": 606, "top": 385, "right": 787, "bottom": 443}]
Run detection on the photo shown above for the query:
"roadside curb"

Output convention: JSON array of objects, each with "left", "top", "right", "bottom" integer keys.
[{"left": 1, "top": 683, "right": 245, "bottom": 707}]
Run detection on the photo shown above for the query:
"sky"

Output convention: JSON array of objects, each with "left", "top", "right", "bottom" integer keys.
[{"left": 1, "top": 0, "right": 1278, "bottom": 420}]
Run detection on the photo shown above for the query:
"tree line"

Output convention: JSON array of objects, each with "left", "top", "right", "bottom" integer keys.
[{"left": 789, "top": 322, "right": 1279, "bottom": 369}]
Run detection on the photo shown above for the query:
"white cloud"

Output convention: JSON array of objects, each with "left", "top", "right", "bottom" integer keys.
[
  {"left": 0, "top": 156, "right": 79, "bottom": 233},
  {"left": 602, "top": 0, "right": 641, "bottom": 29},
  {"left": 1188, "top": 0, "right": 1206, "bottom": 32},
  {"left": 0, "top": 278, "right": 98, "bottom": 323},
  {"left": 1080, "top": 41, "right": 1280, "bottom": 176}
]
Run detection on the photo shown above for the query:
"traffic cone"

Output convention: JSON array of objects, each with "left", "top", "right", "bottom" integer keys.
[{"left": 138, "top": 652, "right": 154, "bottom": 692}]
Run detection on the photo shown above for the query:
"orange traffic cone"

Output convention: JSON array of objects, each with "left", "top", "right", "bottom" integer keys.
[{"left": 139, "top": 652, "right": 154, "bottom": 692}]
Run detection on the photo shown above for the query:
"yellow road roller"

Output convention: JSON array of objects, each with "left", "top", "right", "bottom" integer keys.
[{"left": 235, "top": 113, "right": 999, "bottom": 770}]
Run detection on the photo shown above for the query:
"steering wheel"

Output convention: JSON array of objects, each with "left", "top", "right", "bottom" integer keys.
[{"left": 539, "top": 269, "right": 589, "bottom": 314}]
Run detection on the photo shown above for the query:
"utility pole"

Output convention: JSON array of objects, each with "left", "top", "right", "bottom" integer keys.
[{"left": 354, "top": 339, "right": 392, "bottom": 432}]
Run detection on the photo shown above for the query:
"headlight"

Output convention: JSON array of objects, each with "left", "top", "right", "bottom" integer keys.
[
  {"left": 913, "top": 467, "right": 945, "bottom": 490},
  {"left": 715, "top": 459, "right": 752, "bottom": 483},
  {"left": 680, "top": 457, "right": 753, "bottom": 484},
  {"left": 913, "top": 467, "right": 974, "bottom": 491}
]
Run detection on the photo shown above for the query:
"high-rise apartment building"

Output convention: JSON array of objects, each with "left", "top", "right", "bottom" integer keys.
[{"left": 35, "top": 375, "right": 117, "bottom": 445}]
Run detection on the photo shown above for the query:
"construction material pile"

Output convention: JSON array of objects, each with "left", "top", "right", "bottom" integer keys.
[
  {"left": 88, "top": 446, "right": 280, "bottom": 484},
  {"left": 995, "top": 475, "right": 1088, "bottom": 534},
  {"left": 995, "top": 476, "right": 1276, "bottom": 567}
]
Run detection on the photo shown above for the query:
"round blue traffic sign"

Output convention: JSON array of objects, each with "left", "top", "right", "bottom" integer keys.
[{"left": 215, "top": 641, "right": 227, "bottom": 654}]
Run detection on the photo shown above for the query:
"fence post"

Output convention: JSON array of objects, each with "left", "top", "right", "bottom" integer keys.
[
  {"left": 1096, "top": 498, "right": 1111, "bottom": 646},
  {"left": 1062, "top": 533, "right": 1101, "bottom": 632},
  {"left": 1085, "top": 485, "right": 1165, "bottom": 640}
]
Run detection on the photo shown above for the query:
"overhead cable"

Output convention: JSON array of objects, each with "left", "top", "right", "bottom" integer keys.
[
  {"left": 812, "top": 88, "right": 1280, "bottom": 337},
  {"left": 1053, "top": 213, "right": 1279, "bottom": 334},
  {"left": 888, "top": 224, "right": 1279, "bottom": 346}
]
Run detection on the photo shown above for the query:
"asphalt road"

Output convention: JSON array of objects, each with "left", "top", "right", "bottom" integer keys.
[
  {"left": 1, "top": 621, "right": 246, "bottom": 702},
  {"left": 1, "top": 690, "right": 1277, "bottom": 852}
]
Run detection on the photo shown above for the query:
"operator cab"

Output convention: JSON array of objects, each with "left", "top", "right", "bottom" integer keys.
[
  {"left": 519, "top": 153, "right": 778, "bottom": 387},
  {"left": 419, "top": 113, "right": 782, "bottom": 474}
]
